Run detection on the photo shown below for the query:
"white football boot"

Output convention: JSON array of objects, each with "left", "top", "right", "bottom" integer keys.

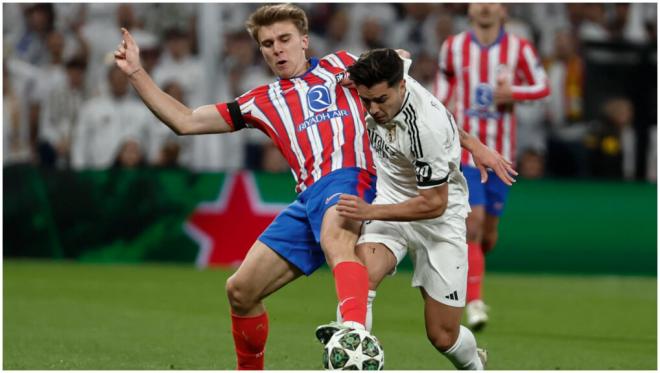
[
  {"left": 477, "top": 348, "right": 488, "bottom": 369},
  {"left": 466, "top": 300, "right": 489, "bottom": 332}
]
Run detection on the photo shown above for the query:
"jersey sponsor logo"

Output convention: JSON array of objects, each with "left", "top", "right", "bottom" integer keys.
[
  {"left": 296, "top": 109, "right": 349, "bottom": 132},
  {"left": 467, "top": 83, "right": 503, "bottom": 120},
  {"left": 474, "top": 83, "right": 493, "bottom": 108},
  {"left": 465, "top": 108, "right": 502, "bottom": 120},
  {"left": 415, "top": 160, "right": 433, "bottom": 183},
  {"left": 368, "top": 128, "right": 397, "bottom": 159},
  {"left": 307, "top": 85, "right": 332, "bottom": 112}
]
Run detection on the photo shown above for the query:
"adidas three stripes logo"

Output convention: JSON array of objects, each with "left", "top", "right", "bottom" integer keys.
[{"left": 444, "top": 291, "right": 459, "bottom": 301}]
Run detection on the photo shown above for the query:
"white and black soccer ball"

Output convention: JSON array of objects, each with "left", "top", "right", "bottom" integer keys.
[{"left": 322, "top": 328, "right": 384, "bottom": 370}]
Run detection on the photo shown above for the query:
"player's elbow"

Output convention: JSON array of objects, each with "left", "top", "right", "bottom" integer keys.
[{"left": 427, "top": 200, "right": 447, "bottom": 219}]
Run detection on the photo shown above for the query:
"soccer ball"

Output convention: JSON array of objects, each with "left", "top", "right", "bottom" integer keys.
[{"left": 322, "top": 328, "right": 384, "bottom": 370}]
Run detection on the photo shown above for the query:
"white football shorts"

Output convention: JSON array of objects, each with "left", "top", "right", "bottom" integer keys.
[{"left": 357, "top": 213, "right": 468, "bottom": 307}]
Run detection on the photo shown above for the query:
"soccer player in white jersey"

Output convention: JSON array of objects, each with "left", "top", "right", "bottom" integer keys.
[
  {"left": 434, "top": 3, "right": 550, "bottom": 330},
  {"left": 330, "top": 48, "right": 504, "bottom": 370}
]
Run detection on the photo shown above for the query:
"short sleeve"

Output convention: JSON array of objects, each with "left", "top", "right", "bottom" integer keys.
[{"left": 405, "top": 101, "right": 458, "bottom": 189}]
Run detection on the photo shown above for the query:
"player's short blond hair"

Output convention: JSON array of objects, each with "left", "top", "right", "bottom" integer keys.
[{"left": 245, "top": 4, "right": 309, "bottom": 43}]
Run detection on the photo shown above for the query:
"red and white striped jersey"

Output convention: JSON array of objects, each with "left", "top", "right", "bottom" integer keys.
[
  {"left": 433, "top": 28, "right": 550, "bottom": 166},
  {"left": 216, "top": 51, "right": 374, "bottom": 192}
]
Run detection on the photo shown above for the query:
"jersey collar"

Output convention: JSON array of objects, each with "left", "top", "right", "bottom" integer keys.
[
  {"left": 278, "top": 57, "right": 319, "bottom": 80},
  {"left": 391, "top": 88, "right": 412, "bottom": 124},
  {"left": 469, "top": 26, "right": 505, "bottom": 49}
]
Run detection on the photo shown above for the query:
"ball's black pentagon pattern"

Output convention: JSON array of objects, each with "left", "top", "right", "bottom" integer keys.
[
  {"left": 330, "top": 347, "right": 349, "bottom": 368},
  {"left": 362, "top": 358, "right": 381, "bottom": 370},
  {"left": 361, "top": 336, "right": 380, "bottom": 358},
  {"left": 339, "top": 332, "right": 361, "bottom": 351}
]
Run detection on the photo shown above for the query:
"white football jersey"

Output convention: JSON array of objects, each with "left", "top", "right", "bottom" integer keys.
[{"left": 366, "top": 75, "right": 470, "bottom": 219}]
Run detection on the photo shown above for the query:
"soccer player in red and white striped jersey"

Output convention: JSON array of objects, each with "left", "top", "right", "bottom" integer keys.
[
  {"left": 114, "top": 4, "right": 379, "bottom": 369},
  {"left": 433, "top": 3, "right": 550, "bottom": 331}
]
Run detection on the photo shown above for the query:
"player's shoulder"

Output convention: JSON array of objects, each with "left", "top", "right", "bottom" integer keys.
[
  {"left": 504, "top": 30, "right": 533, "bottom": 49},
  {"left": 404, "top": 75, "right": 446, "bottom": 117},
  {"left": 236, "top": 82, "right": 277, "bottom": 101},
  {"left": 443, "top": 30, "right": 469, "bottom": 46},
  {"left": 320, "top": 50, "right": 358, "bottom": 69}
]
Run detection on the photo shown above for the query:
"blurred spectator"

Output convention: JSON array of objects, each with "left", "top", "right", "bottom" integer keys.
[
  {"left": 545, "top": 29, "right": 589, "bottom": 178},
  {"left": 81, "top": 3, "right": 153, "bottom": 96},
  {"left": 433, "top": 12, "right": 455, "bottom": 51},
  {"left": 357, "top": 17, "right": 386, "bottom": 51},
  {"left": 261, "top": 142, "right": 289, "bottom": 174},
  {"left": 409, "top": 51, "right": 437, "bottom": 91},
  {"left": 579, "top": 4, "right": 609, "bottom": 42},
  {"left": 147, "top": 81, "right": 190, "bottom": 168},
  {"left": 309, "top": 7, "right": 351, "bottom": 56},
  {"left": 608, "top": 3, "right": 652, "bottom": 44},
  {"left": 141, "top": 4, "right": 197, "bottom": 43},
  {"left": 152, "top": 28, "right": 205, "bottom": 107},
  {"left": 113, "top": 139, "right": 146, "bottom": 169},
  {"left": 646, "top": 126, "right": 657, "bottom": 182},
  {"left": 13, "top": 4, "right": 55, "bottom": 66},
  {"left": 3, "top": 63, "right": 32, "bottom": 164},
  {"left": 37, "top": 57, "right": 88, "bottom": 168},
  {"left": 344, "top": 4, "right": 396, "bottom": 52},
  {"left": 518, "top": 148, "right": 545, "bottom": 179},
  {"left": 71, "top": 65, "right": 151, "bottom": 170},
  {"left": 393, "top": 3, "right": 439, "bottom": 57},
  {"left": 585, "top": 97, "right": 636, "bottom": 180}
]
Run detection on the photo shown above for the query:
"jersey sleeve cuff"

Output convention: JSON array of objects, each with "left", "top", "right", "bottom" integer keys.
[
  {"left": 215, "top": 102, "right": 236, "bottom": 131},
  {"left": 417, "top": 175, "right": 449, "bottom": 188}
]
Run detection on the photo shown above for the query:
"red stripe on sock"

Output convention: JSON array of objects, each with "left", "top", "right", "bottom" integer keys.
[
  {"left": 333, "top": 261, "right": 368, "bottom": 326},
  {"left": 467, "top": 242, "right": 484, "bottom": 303},
  {"left": 231, "top": 311, "right": 269, "bottom": 370}
]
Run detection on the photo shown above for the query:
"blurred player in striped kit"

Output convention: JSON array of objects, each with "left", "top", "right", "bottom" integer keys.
[{"left": 434, "top": 3, "right": 550, "bottom": 331}]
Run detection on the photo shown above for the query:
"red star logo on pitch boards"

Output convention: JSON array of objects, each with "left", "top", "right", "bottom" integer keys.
[{"left": 185, "top": 172, "right": 287, "bottom": 268}]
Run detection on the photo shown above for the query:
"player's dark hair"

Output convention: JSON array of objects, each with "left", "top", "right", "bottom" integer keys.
[
  {"left": 246, "top": 4, "right": 309, "bottom": 44},
  {"left": 347, "top": 48, "right": 404, "bottom": 88}
]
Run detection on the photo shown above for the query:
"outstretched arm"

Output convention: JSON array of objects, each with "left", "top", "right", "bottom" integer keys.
[
  {"left": 114, "top": 28, "right": 231, "bottom": 135},
  {"left": 336, "top": 185, "right": 448, "bottom": 222},
  {"left": 459, "top": 129, "right": 517, "bottom": 185}
]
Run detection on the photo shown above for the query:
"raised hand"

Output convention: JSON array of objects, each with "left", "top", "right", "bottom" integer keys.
[
  {"left": 113, "top": 27, "right": 142, "bottom": 77},
  {"left": 471, "top": 142, "right": 517, "bottom": 185}
]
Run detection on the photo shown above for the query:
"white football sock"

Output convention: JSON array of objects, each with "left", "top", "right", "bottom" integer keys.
[
  {"left": 442, "top": 325, "right": 483, "bottom": 370},
  {"left": 337, "top": 290, "right": 377, "bottom": 332}
]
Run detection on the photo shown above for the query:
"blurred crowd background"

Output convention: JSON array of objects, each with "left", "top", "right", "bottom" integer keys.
[{"left": 3, "top": 3, "right": 657, "bottom": 181}]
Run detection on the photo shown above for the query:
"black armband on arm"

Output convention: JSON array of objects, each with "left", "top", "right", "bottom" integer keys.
[{"left": 227, "top": 101, "right": 246, "bottom": 130}]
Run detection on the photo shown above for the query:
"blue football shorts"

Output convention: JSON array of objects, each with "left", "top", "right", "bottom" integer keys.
[
  {"left": 462, "top": 165, "right": 510, "bottom": 217},
  {"left": 259, "top": 167, "right": 377, "bottom": 275}
]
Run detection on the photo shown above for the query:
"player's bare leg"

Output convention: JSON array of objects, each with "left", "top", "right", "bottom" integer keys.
[
  {"left": 334, "top": 242, "right": 397, "bottom": 332},
  {"left": 226, "top": 240, "right": 302, "bottom": 369},
  {"left": 481, "top": 214, "right": 500, "bottom": 254},
  {"left": 421, "top": 288, "right": 485, "bottom": 370},
  {"left": 356, "top": 242, "right": 397, "bottom": 290},
  {"left": 316, "top": 206, "right": 370, "bottom": 343},
  {"left": 465, "top": 206, "right": 488, "bottom": 331}
]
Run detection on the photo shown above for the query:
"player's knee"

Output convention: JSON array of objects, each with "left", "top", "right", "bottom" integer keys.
[
  {"left": 225, "top": 275, "right": 257, "bottom": 313},
  {"left": 427, "top": 325, "right": 459, "bottom": 352}
]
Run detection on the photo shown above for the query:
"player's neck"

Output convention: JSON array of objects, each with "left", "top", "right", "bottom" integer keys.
[{"left": 472, "top": 24, "right": 502, "bottom": 46}]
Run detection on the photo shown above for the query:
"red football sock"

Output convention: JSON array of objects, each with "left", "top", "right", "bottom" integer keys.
[
  {"left": 333, "top": 261, "right": 368, "bottom": 327},
  {"left": 466, "top": 242, "right": 484, "bottom": 303},
  {"left": 231, "top": 311, "right": 268, "bottom": 370}
]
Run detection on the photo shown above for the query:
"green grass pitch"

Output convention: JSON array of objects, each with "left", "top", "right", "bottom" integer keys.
[{"left": 4, "top": 260, "right": 656, "bottom": 369}]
